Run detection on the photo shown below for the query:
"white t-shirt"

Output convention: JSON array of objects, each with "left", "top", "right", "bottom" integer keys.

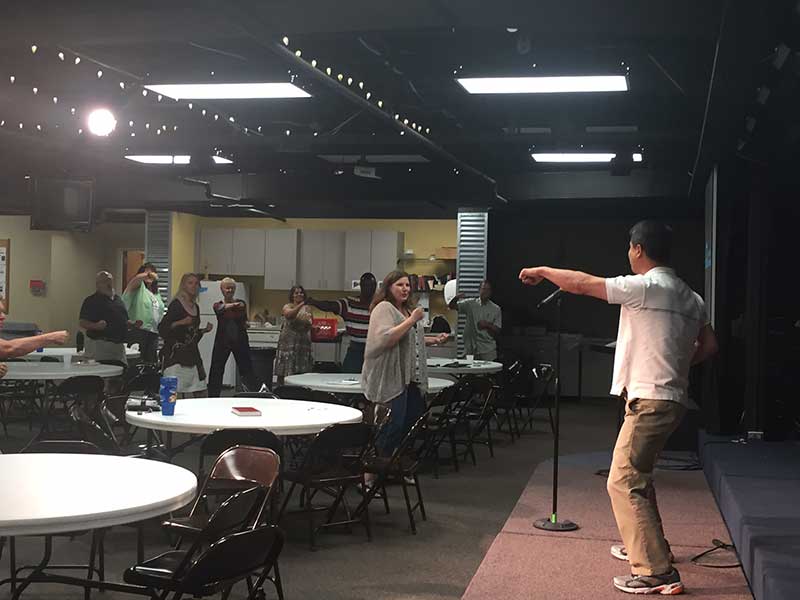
[{"left": 605, "top": 267, "right": 707, "bottom": 406}]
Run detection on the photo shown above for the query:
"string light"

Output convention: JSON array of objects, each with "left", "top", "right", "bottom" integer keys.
[
  {"left": 313, "top": 131, "right": 318, "bottom": 137},
  {"left": 214, "top": 114, "right": 219, "bottom": 120},
  {"left": 173, "top": 125, "right": 178, "bottom": 131},
  {"left": 128, "top": 120, "right": 134, "bottom": 127},
  {"left": 285, "top": 129, "right": 291, "bottom": 136},
  {"left": 365, "top": 92, "right": 371, "bottom": 100},
  {"left": 161, "top": 124, "right": 166, "bottom": 130},
  {"left": 36, "top": 124, "right": 42, "bottom": 131},
  {"left": 347, "top": 76, "right": 353, "bottom": 85},
  {"left": 425, "top": 127, "right": 430, "bottom": 134},
  {"left": 18, "top": 123, "right": 23, "bottom": 129},
  {"left": 58, "top": 52, "right": 65, "bottom": 61},
  {"left": 257, "top": 126, "right": 262, "bottom": 132},
  {"left": 201, "top": 109, "right": 207, "bottom": 116},
  {"left": 359, "top": 82, "right": 364, "bottom": 89},
  {"left": 337, "top": 73, "right": 343, "bottom": 81},
  {"left": 9, "top": 76, "right": 15, "bottom": 84},
  {"left": 411, "top": 122, "right": 416, "bottom": 129},
  {"left": 282, "top": 36, "right": 289, "bottom": 46},
  {"left": 74, "top": 57, "right": 81, "bottom": 64},
  {"left": 377, "top": 100, "right": 383, "bottom": 108},
  {"left": 188, "top": 103, "right": 193, "bottom": 110},
  {"left": 157, "top": 94, "right": 162, "bottom": 102},
  {"left": 70, "top": 107, "right": 76, "bottom": 115},
  {"left": 31, "top": 45, "right": 38, "bottom": 54},
  {"left": 119, "top": 82, "right": 125, "bottom": 90},
  {"left": 326, "top": 67, "right": 332, "bottom": 76},
  {"left": 0, "top": 121, "right": 4, "bottom": 126},
  {"left": 295, "top": 50, "right": 302, "bottom": 57},
  {"left": 142, "top": 89, "right": 148, "bottom": 96},
  {"left": 157, "top": 129, "right": 161, "bottom": 135},
  {"left": 400, "top": 130, "right": 405, "bottom": 135},
  {"left": 228, "top": 116, "right": 235, "bottom": 122},
  {"left": 145, "top": 123, "right": 150, "bottom": 129},
  {"left": 130, "top": 132, "right": 136, "bottom": 137},
  {"left": 403, "top": 119, "right": 409, "bottom": 125},
  {"left": 394, "top": 114, "right": 400, "bottom": 120},
  {"left": 78, "top": 128, "right": 83, "bottom": 134},
  {"left": 95, "top": 70, "right": 103, "bottom": 78},
  {"left": 52, "top": 96, "right": 58, "bottom": 104},
  {"left": 311, "top": 59, "right": 317, "bottom": 67},
  {"left": 210, "top": 71, "right": 215, "bottom": 76},
  {"left": 32, "top": 87, "right": 38, "bottom": 95}
]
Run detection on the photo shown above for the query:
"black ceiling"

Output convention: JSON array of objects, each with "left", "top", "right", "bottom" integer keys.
[{"left": 0, "top": 0, "right": 790, "bottom": 219}]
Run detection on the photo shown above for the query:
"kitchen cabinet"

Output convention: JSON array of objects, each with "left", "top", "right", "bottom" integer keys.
[
  {"left": 231, "top": 229, "right": 266, "bottom": 276},
  {"left": 344, "top": 230, "right": 404, "bottom": 287},
  {"left": 200, "top": 228, "right": 266, "bottom": 276},
  {"left": 264, "top": 229, "right": 299, "bottom": 290},
  {"left": 299, "top": 230, "right": 345, "bottom": 290},
  {"left": 199, "top": 228, "right": 233, "bottom": 274}
]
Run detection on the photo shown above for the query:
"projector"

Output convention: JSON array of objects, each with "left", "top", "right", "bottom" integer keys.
[{"left": 353, "top": 164, "right": 381, "bottom": 180}]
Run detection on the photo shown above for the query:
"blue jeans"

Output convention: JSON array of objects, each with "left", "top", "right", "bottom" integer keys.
[
  {"left": 376, "top": 384, "right": 425, "bottom": 456},
  {"left": 342, "top": 342, "right": 365, "bottom": 373}
]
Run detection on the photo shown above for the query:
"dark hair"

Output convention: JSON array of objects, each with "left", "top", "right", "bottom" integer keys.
[
  {"left": 288, "top": 285, "right": 306, "bottom": 303},
  {"left": 370, "top": 270, "right": 417, "bottom": 311},
  {"left": 629, "top": 220, "right": 673, "bottom": 264},
  {"left": 137, "top": 262, "right": 157, "bottom": 275}
]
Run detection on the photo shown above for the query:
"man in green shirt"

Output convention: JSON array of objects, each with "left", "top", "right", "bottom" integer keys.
[
  {"left": 449, "top": 280, "right": 502, "bottom": 361},
  {"left": 122, "top": 263, "right": 165, "bottom": 364}
]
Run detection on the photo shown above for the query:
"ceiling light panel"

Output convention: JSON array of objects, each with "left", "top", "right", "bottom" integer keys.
[
  {"left": 532, "top": 153, "right": 643, "bottom": 163},
  {"left": 125, "top": 155, "right": 191, "bottom": 164},
  {"left": 212, "top": 156, "right": 234, "bottom": 164},
  {"left": 458, "top": 76, "right": 628, "bottom": 94},
  {"left": 144, "top": 82, "right": 311, "bottom": 100}
]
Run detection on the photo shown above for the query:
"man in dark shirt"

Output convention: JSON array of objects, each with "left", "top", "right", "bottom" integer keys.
[{"left": 79, "top": 271, "right": 135, "bottom": 364}]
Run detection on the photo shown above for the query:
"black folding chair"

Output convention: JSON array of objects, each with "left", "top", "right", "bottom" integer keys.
[{"left": 278, "top": 422, "right": 374, "bottom": 550}]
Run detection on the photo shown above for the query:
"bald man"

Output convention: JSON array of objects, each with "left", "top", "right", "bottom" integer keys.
[{"left": 79, "top": 271, "right": 135, "bottom": 364}]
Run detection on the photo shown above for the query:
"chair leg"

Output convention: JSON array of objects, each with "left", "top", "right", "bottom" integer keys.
[
  {"left": 9, "top": 536, "right": 16, "bottom": 595},
  {"left": 307, "top": 487, "right": 317, "bottom": 551},
  {"left": 277, "top": 482, "right": 297, "bottom": 522},
  {"left": 85, "top": 533, "right": 97, "bottom": 600},
  {"left": 98, "top": 529, "right": 105, "bottom": 581},
  {"left": 272, "top": 560, "right": 285, "bottom": 600},
  {"left": 382, "top": 484, "right": 390, "bottom": 514},
  {"left": 362, "top": 479, "right": 373, "bottom": 542},
  {"left": 400, "top": 480, "right": 417, "bottom": 534},
  {"left": 449, "top": 431, "right": 460, "bottom": 472},
  {"left": 486, "top": 420, "right": 495, "bottom": 457},
  {"left": 548, "top": 407, "right": 555, "bottom": 434},
  {"left": 414, "top": 474, "right": 427, "bottom": 521}
]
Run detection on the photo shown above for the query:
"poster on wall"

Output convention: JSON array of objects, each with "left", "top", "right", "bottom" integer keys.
[{"left": 0, "top": 239, "right": 8, "bottom": 309}]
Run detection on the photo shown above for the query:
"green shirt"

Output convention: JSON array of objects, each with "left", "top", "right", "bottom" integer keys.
[
  {"left": 122, "top": 285, "right": 165, "bottom": 334},
  {"left": 457, "top": 298, "right": 501, "bottom": 356}
]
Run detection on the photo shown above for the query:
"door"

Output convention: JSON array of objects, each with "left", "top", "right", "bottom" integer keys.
[
  {"left": 200, "top": 228, "right": 232, "bottom": 274},
  {"left": 231, "top": 229, "right": 265, "bottom": 276},
  {"left": 265, "top": 229, "right": 299, "bottom": 290}
]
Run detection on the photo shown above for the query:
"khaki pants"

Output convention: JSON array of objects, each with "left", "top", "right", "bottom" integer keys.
[{"left": 607, "top": 397, "right": 686, "bottom": 576}]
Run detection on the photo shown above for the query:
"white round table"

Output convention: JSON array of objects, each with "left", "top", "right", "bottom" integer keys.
[
  {"left": 3, "top": 362, "right": 124, "bottom": 380},
  {"left": 126, "top": 396, "right": 363, "bottom": 436},
  {"left": 426, "top": 357, "right": 503, "bottom": 376},
  {"left": 284, "top": 373, "right": 455, "bottom": 395},
  {"left": 23, "top": 346, "right": 140, "bottom": 361},
  {"left": 0, "top": 454, "right": 197, "bottom": 536}
]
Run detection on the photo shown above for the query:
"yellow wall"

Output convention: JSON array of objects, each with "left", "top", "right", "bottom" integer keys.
[
  {"left": 170, "top": 212, "right": 200, "bottom": 296},
  {"left": 192, "top": 217, "right": 457, "bottom": 324},
  {"left": 0, "top": 216, "right": 145, "bottom": 335}
]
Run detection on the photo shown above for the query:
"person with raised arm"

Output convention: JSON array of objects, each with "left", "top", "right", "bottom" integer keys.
[
  {"left": 519, "top": 220, "right": 718, "bottom": 596},
  {"left": 0, "top": 299, "right": 68, "bottom": 379},
  {"left": 122, "top": 262, "right": 165, "bottom": 364}
]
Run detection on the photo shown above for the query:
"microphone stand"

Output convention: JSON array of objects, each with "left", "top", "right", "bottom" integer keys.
[{"left": 534, "top": 291, "right": 579, "bottom": 532}]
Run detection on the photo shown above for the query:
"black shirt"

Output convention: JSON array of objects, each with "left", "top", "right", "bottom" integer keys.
[
  {"left": 79, "top": 292, "right": 129, "bottom": 344},
  {"left": 213, "top": 299, "right": 249, "bottom": 348}
]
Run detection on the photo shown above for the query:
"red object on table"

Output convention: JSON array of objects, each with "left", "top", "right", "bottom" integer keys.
[
  {"left": 231, "top": 406, "right": 262, "bottom": 416},
  {"left": 311, "top": 318, "right": 338, "bottom": 342}
]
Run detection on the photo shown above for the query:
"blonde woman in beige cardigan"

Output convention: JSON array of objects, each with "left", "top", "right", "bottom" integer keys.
[{"left": 361, "top": 270, "right": 448, "bottom": 456}]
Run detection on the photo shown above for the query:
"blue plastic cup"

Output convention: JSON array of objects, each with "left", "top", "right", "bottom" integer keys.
[{"left": 159, "top": 376, "right": 178, "bottom": 416}]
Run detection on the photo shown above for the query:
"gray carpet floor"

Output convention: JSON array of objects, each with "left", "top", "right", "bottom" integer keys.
[{"left": 0, "top": 397, "right": 621, "bottom": 600}]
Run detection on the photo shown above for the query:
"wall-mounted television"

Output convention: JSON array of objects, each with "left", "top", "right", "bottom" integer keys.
[{"left": 30, "top": 177, "right": 94, "bottom": 232}]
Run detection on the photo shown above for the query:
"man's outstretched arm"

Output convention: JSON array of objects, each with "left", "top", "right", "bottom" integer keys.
[{"left": 519, "top": 266, "right": 608, "bottom": 301}]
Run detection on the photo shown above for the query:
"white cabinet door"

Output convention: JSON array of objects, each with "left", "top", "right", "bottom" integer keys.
[
  {"left": 264, "top": 229, "right": 299, "bottom": 290},
  {"left": 298, "top": 230, "right": 325, "bottom": 289},
  {"left": 344, "top": 230, "right": 372, "bottom": 290},
  {"left": 321, "top": 231, "right": 345, "bottom": 290},
  {"left": 200, "top": 228, "right": 233, "bottom": 274},
  {"left": 231, "top": 229, "right": 265, "bottom": 276},
  {"left": 371, "top": 230, "right": 403, "bottom": 280}
]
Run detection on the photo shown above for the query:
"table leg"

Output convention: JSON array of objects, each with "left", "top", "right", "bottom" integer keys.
[{"left": 9, "top": 535, "right": 52, "bottom": 600}]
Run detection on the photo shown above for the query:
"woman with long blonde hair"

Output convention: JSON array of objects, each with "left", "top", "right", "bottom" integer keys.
[{"left": 158, "top": 273, "right": 213, "bottom": 397}]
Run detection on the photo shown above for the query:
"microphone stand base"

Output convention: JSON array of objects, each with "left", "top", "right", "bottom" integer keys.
[{"left": 534, "top": 517, "right": 579, "bottom": 532}]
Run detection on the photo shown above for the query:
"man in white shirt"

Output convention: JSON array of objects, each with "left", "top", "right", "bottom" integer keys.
[{"left": 519, "top": 220, "right": 718, "bottom": 595}]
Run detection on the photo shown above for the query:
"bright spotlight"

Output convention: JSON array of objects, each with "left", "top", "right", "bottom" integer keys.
[{"left": 87, "top": 108, "right": 117, "bottom": 136}]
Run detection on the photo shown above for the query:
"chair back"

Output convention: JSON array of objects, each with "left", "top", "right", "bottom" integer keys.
[
  {"left": 530, "top": 363, "right": 555, "bottom": 405},
  {"left": 69, "top": 404, "right": 120, "bottom": 454},
  {"left": 311, "top": 390, "right": 342, "bottom": 405},
  {"left": 56, "top": 375, "right": 105, "bottom": 403},
  {"left": 272, "top": 385, "right": 316, "bottom": 401},
  {"left": 207, "top": 444, "right": 282, "bottom": 490},
  {"left": 203, "top": 486, "right": 266, "bottom": 541},
  {"left": 301, "top": 422, "right": 373, "bottom": 475},
  {"left": 124, "top": 370, "right": 160, "bottom": 395},
  {"left": 22, "top": 439, "right": 103, "bottom": 454},
  {"left": 179, "top": 526, "right": 284, "bottom": 594}
]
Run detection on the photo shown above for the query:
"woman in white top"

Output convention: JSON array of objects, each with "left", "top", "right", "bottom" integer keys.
[{"left": 361, "top": 270, "right": 447, "bottom": 455}]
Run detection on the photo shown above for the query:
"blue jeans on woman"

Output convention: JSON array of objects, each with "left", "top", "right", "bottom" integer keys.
[{"left": 376, "top": 384, "right": 425, "bottom": 456}]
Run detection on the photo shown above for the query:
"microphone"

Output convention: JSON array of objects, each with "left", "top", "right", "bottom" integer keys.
[{"left": 537, "top": 288, "right": 566, "bottom": 309}]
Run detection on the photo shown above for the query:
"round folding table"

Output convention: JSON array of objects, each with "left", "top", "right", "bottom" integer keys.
[
  {"left": 426, "top": 358, "right": 503, "bottom": 377},
  {"left": 283, "top": 373, "right": 455, "bottom": 395},
  {"left": 0, "top": 454, "right": 196, "bottom": 599},
  {"left": 22, "top": 346, "right": 140, "bottom": 362}
]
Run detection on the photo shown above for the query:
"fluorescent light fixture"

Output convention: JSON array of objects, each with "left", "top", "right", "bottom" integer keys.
[
  {"left": 144, "top": 82, "right": 311, "bottom": 100},
  {"left": 585, "top": 125, "right": 638, "bottom": 133},
  {"left": 458, "top": 75, "right": 628, "bottom": 95},
  {"left": 212, "top": 155, "right": 234, "bottom": 164},
  {"left": 125, "top": 155, "right": 192, "bottom": 165},
  {"left": 532, "top": 152, "right": 643, "bottom": 163}
]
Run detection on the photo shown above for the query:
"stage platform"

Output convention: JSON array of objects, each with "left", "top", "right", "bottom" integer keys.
[
  {"left": 463, "top": 451, "right": 752, "bottom": 599},
  {"left": 700, "top": 434, "right": 800, "bottom": 600}
]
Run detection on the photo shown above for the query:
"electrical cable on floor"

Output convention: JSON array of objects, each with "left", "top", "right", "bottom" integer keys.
[{"left": 690, "top": 538, "right": 741, "bottom": 569}]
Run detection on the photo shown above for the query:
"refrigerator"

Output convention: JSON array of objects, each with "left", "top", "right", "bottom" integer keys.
[{"left": 197, "top": 279, "right": 249, "bottom": 389}]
